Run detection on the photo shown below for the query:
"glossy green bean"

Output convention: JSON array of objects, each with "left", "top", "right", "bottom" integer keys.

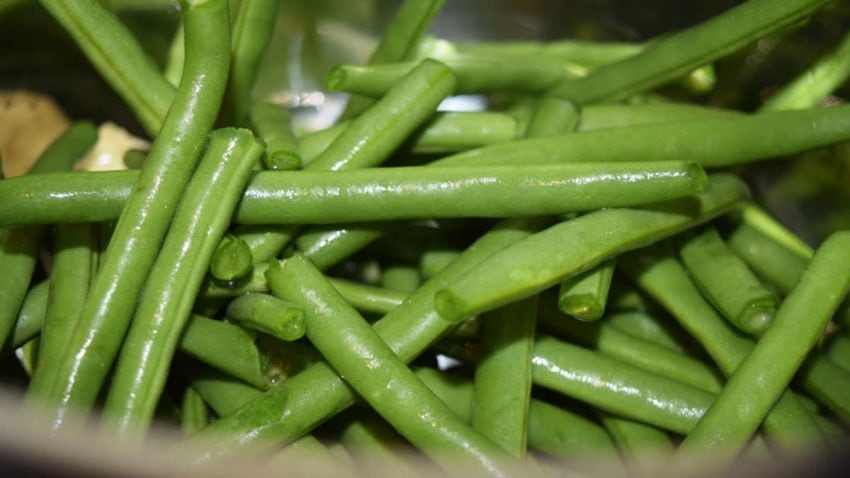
[
  {"left": 38, "top": 0, "right": 175, "bottom": 136},
  {"left": 525, "top": 97, "right": 579, "bottom": 138},
  {"left": 227, "top": 0, "right": 279, "bottom": 126},
  {"left": 210, "top": 235, "right": 253, "bottom": 282},
  {"left": 472, "top": 297, "right": 537, "bottom": 458},
  {"left": 539, "top": 307, "right": 723, "bottom": 393},
  {"left": 181, "top": 387, "right": 210, "bottom": 436},
  {"left": 675, "top": 231, "right": 850, "bottom": 463},
  {"left": 195, "top": 218, "right": 546, "bottom": 456},
  {"left": 620, "top": 246, "right": 827, "bottom": 449},
  {"left": 725, "top": 223, "right": 808, "bottom": 295},
  {"left": 433, "top": 174, "right": 746, "bottom": 323},
  {"left": 225, "top": 293, "right": 306, "bottom": 342},
  {"left": 340, "top": 0, "right": 445, "bottom": 118},
  {"left": 678, "top": 228, "right": 778, "bottom": 334},
  {"left": 557, "top": 259, "right": 615, "bottom": 322},
  {"left": 548, "top": 0, "right": 831, "bottom": 103},
  {"left": 10, "top": 280, "right": 48, "bottom": 349},
  {"left": 249, "top": 102, "right": 301, "bottom": 171},
  {"left": 42, "top": 0, "right": 231, "bottom": 427},
  {"left": 265, "top": 254, "right": 514, "bottom": 475},
  {"left": 532, "top": 336, "right": 714, "bottom": 435},
  {"left": 104, "top": 129, "right": 263, "bottom": 434},
  {"left": 328, "top": 57, "right": 572, "bottom": 97},
  {"left": 577, "top": 102, "right": 741, "bottom": 131},
  {"left": 27, "top": 224, "right": 97, "bottom": 402},
  {"left": 434, "top": 104, "right": 850, "bottom": 169}
]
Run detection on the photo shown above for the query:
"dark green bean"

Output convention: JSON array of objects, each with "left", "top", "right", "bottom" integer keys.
[
  {"left": 434, "top": 174, "right": 746, "bottom": 323},
  {"left": 0, "top": 227, "right": 40, "bottom": 348},
  {"left": 26, "top": 224, "right": 97, "bottom": 402},
  {"left": 265, "top": 254, "right": 514, "bottom": 476},
  {"left": 225, "top": 293, "right": 306, "bottom": 342},
  {"left": 340, "top": 0, "right": 445, "bottom": 118},
  {"left": 210, "top": 235, "right": 253, "bottom": 282},
  {"left": 532, "top": 335, "right": 714, "bottom": 435},
  {"left": 122, "top": 149, "right": 147, "bottom": 170},
  {"left": 29, "top": 121, "right": 98, "bottom": 174},
  {"left": 620, "top": 246, "right": 827, "bottom": 449},
  {"left": 249, "top": 102, "right": 301, "bottom": 171},
  {"left": 181, "top": 387, "right": 210, "bottom": 436},
  {"left": 725, "top": 223, "right": 808, "bottom": 295},
  {"left": 227, "top": 0, "right": 279, "bottom": 126},
  {"left": 678, "top": 228, "right": 778, "bottom": 334},
  {"left": 41, "top": 0, "right": 231, "bottom": 427},
  {"left": 229, "top": 225, "right": 299, "bottom": 265},
  {"left": 674, "top": 231, "right": 850, "bottom": 464},
  {"left": 195, "top": 218, "right": 546, "bottom": 457},
  {"left": 104, "top": 129, "right": 263, "bottom": 435},
  {"left": 557, "top": 259, "right": 615, "bottom": 322},
  {"left": 38, "top": 1, "right": 175, "bottom": 136},
  {"left": 434, "top": 104, "right": 850, "bottom": 169},
  {"left": 548, "top": 0, "right": 831, "bottom": 103},
  {"left": 472, "top": 297, "right": 537, "bottom": 458},
  {"left": 10, "top": 280, "right": 48, "bottom": 349},
  {"left": 327, "top": 57, "right": 573, "bottom": 97}
]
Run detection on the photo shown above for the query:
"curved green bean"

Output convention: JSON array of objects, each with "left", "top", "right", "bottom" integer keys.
[
  {"left": 265, "top": 254, "right": 514, "bottom": 475},
  {"left": 225, "top": 293, "right": 306, "bottom": 342},
  {"left": 548, "top": 0, "right": 831, "bottom": 103},
  {"left": 433, "top": 174, "right": 747, "bottom": 323},
  {"left": 227, "top": 0, "right": 279, "bottom": 126},
  {"left": 675, "top": 231, "right": 850, "bottom": 464},
  {"left": 41, "top": 0, "right": 232, "bottom": 427},
  {"left": 104, "top": 129, "right": 263, "bottom": 435}
]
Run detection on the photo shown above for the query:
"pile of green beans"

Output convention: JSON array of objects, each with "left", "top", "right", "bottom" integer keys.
[{"left": 3, "top": 0, "right": 850, "bottom": 475}]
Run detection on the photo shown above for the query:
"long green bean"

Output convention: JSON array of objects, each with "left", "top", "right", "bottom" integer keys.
[
  {"left": 725, "top": 223, "right": 809, "bottom": 295},
  {"left": 227, "top": 0, "right": 279, "bottom": 126},
  {"left": 598, "top": 413, "right": 673, "bottom": 477},
  {"left": 525, "top": 97, "right": 579, "bottom": 138},
  {"left": 578, "top": 102, "right": 741, "bottom": 131},
  {"left": 249, "top": 102, "right": 301, "bottom": 171},
  {"left": 10, "top": 280, "right": 48, "bottom": 349}
]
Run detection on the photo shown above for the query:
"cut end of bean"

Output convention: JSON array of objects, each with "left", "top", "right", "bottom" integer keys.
[
  {"left": 265, "top": 150, "right": 302, "bottom": 171},
  {"left": 325, "top": 66, "right": 349, "bottom": 91},
  {"left": 687, "top": 162, "right": 709, "bottom": 192},
  {"left": 558, "top": 294, "right": 605, "bottom": 322},
  {"left": 433, "top": 289, "right": 468, "bottom": 322},
  {"left": 270, "top": 308, "right": 307, "bottom": 341},
  {"left": 739, "top": 299, "right": 777, "bottom": 335},
  {"left": 211, "top": 235, "right": 253, "bottom": 281}
]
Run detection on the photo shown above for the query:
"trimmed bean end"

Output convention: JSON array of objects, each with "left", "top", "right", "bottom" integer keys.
[
  {"left": 211, "top": 236, "right": 253, "bottom": 282},
  {"left": 559, "top": 295, "right": 604, "bottom": 322},
  {"left": 739, "top": 300, "right": 777, "bottom": 335},
  {"left": 265, "top": 150, "right": 302, "bottom": 171},
  {"left": 433, "top": 289, "right": 468, "bottom": 323}
]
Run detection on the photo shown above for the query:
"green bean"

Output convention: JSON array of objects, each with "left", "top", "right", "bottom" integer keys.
[
  {"left": 725, "top": 223, "right": 808, "bottom": 295},
  {"left": 26, "top": 224, "right": 97, "bottom": 402},
  {"left": 181, "top": 387, "right": 210, "bottom": 436},
  {"left": 41, "top": 0, "right": 231, "bottom": 427},
  {"left": 249, "top": 102, "right": 301, "bottom": 171},
  {"left": 577, "top": 102, "right": 742, "bottom": 132},
  {"left": 434, "top": 104, "right": 850, "bottom": 169},
  {"left": 420, "top": 249, "right": 462, "bottom": 279},
  {"left": 539, "top": 307, "right": 723, "bottom": 393},
  {"left": 38, "top": 0, "right": 175, "bottom": 136},
  {"left": 472, "top": 296, "right": 537, "bottom": 458},
  {"left": 225, "top": 293, "right": 306, "bottom": 342},
  {"left": 410, "top": 112, "right": 518, "bottom": 153},
  {"left": 738, "top": 203, "right": 813, "bottom": 260},
  {"left": 327, "top": 57, "right": 573, "bottom": 97},
  {"left": 381, "top": 265, "right": 421, "bottom": 293},
  {"left": 525, "top": 97, "right": 579, "bottom": 138},
  {"left": 227, "top": 0, "right": 279, "bottom": 126},
  {"left": 30, "top": 121, "right": 99, "bottom": 174},
  {"left": 295, "top": 224, "right": 388, "bottom": 272},
  {"left": 163, "top": 23, "right": 184, "bottom": 87},
  {"left": 433, "top": 174, "right": 746, "bottom": 323},
  {"left": 195, "top": 217, "right": 546, "bottom": 456},
  {"left": 557, "top": 259, "right": 615, "bottom": 322},
  {"left": 674, "top": 231, "right": 850, "bottom": 464},
  {"left": 597, "top": 413, "right": 672, "bottom": 476},
  {"left": 532, "top": 335, "right": 714, "bottom": 435},
  {"left": 229, "top": 225, "right": 299, "bottom": 265},
  {"left": 265, "top": 254, "right": 514, "bottom": 475},
  {"left": 179, "top": 315, "right": 274, "bottom": 390},
  {"left": 104, "top": 128, "right": 263, "bottom": 435},
  {"left": 210, "top": 235, "right": 253, "bottom": 282},
  {"left": 122, "top": 149, "right": 147, "bottom": 170},
  {"left": 340, "top": 0, "right": 445, "bottom": 118},
  {"left": 0, "top": 227, "right": 40, "bottom": 348},
  {"left": 454, "top": 38, "right": 641, "bottom": 67},
  {"left": 798, "top": 355, "right": 850, "bottom": 420},
  {"left": 606, "top": 312, "right": 687, "bottom": 352},
  {"left": 182, "top": 359, "right": 264, "bottom": 416},
  {"left": 10, "top": 280, "right": 48, "bottom": 349},
  {"left": 825, "top": 333, "right": 850, "bottom": 372},
  {"left": 678, "top": 228, "right": 778, "bottom": 334},
  {"left": 548, "top": 0, "right": 832, "bottom": 103},
  {"left": 337, "top": 410, "right": 424, "bottom": 477},
  {"left": 619, "top": 246, "right": 827, "bottom": 449},
  {"left": 761, "top": 29, "right": 850, "bottom": 112},
  {"left": 16, "top": 339, "right": 39, "bottom": 377}
]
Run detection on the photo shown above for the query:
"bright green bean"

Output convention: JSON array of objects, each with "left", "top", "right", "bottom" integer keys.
[
  {"left": 10, "top": 280, "right": 48, "bottom": 349},
  {"left": 29, "top": 121, "right": 98, "bottom": 174},
  {"left": 27, "top": 224, "right": 97, "bottom": 402},
  {"left": 548, "top": 0, "right": 832, "bottom": 103},
  {"left": 675, "top": 231, "right": 850, "bottom": 464},
  {"left": 597, "top": 413, "right": 672, "bottom": 477},
  {"left": 249, "top": 102, "right": 301, "bottom": 171},
  {"left": 453, "top": 38, "right": 641, "bottom": 67},
  {"left": 434, "top": 174, "right": 746, "bottom": 323},
  {"left": 163, "top": 23, "right": 184, "bottom": 87},
  {"left": 577, "top": 102, "right": 741, "bottom": 131},
  {"left": 225, "top": 293, "right": 306, "bottom": 342},
  {"left": 337, "top": 410, "right": 423, "bottom": 477},
  {"left": 181, "top": 359, "right": 265, "bottom": 416},
  {"left": 419, "top": 249, "right": 462, "bottom": 279},
  {"left": 434, "top": 104, "right": 850, "bottom": 169},
  {"left": 181, "top": 387, "right": 210, "bottom": 436},
  {"left": 227, "top": 0, "right": 279, "bottom": 126},
  {"left": 195, "top": 218, "right": 546, "bottom": 457},
  {"left": 42, "top": 0, "right": 231, "bottom": 427},
  {"left": 327, "top": 57, "right": 572, "bottom": 97},
  {"left": 38, "top": 0, "right": 175, "bottom": 136},
  {"left": 472, "top": 297, "right": 537, "bottom": 458},
  {"left": 725, "top": 223, "right": 809, "bottom": 295},
  {"left": 228, "top": 225, "right": 299, "bottom": 265},
  {"left": 210, "top": 235, "right": 253, "bottom": 282},
  {"left": 265, "top": 254, "right": 514, "bottom": 475},
  {"left": 739, "top": 203, "right": 813, "bottom": 260},
  {"left": 678, "top": 228, "right": 778, "bottom": 334},
  {"left": 557, "top": 259, "right": 615, "bottom": 322},
  {"left": 620, "top": 246, "right": 828, "bottom": 449},
  {"left": 606, "top": 311, "right": 686, "bottom": 352},
  {"left": 104, "top": 129, "right": 263, "bottom": 435},
  {"left": 532, "top": 335, "right": 714, "bottom": 435},
  {"left": 525, "top": 97, "right": 579, "bottom": 138},
  {"left": 381, "top": 265, "right": 421, "bottom": 293}
]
